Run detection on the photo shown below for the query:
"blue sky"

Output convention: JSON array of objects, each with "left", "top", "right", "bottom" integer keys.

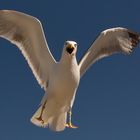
[{"left": 0, "top": 0, "right": 140, "bottom": 140}]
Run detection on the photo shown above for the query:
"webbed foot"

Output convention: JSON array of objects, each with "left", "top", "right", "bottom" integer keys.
[
  {"left": 65, "top": 122, "right": 78, "bottom": 129},
  {"left": 65, "top": 110, "right": 78, "bottom": 129}
]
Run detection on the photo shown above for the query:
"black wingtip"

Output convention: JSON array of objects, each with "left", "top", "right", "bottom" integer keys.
[
  {"left": 127, "top": 30, "right": 139, "bottom": 39},
  {"left": 127, "top": 30, "right": 140, "bottom": 47}
]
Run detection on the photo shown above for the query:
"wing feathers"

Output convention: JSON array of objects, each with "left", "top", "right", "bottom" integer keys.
[
  {"left": 79, "top": 27, "right": 140, "bottom": 77},
  {"left": 127, "top": 30, "right": 140, "bottom": 47},
  {"left": 0, "top": 10, "right": 56, "bottom": 90}
]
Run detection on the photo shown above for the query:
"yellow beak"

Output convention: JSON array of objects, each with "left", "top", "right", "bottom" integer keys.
[{"left": 66, "top": 44, "right": 75, "bottom": 54}]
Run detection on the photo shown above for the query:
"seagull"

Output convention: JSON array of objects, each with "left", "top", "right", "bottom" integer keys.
[{"left": 0, "top": 10, "right": 139, "bottom": 132}]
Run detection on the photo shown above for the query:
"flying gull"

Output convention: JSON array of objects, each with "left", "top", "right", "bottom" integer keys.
[{"left": 0, "top": 10, "right": 139, "bottom": 132}]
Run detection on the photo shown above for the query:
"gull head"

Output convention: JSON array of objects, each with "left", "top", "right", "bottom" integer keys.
[{"left": 64, "top": 41, "right": 77, "bottom": 56}]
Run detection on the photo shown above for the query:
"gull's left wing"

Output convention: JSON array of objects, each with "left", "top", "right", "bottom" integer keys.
[{"left": 79, "top": 27, "right": 140, "bottom": 77}]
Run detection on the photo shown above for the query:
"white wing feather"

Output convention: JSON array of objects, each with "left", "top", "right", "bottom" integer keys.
[
  {"left": 79, "top": 27, "right": 140, "bottom": 77},
  {"left": 0, "top": 10, "right": 56, "bottom": 90}
]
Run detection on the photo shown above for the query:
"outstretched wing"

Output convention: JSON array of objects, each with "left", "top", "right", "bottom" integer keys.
[
  {"left": 0, "top": 10, "right": 56, "bottom": 90},
  {"left": 79, "top": 27, "right": 140, "bottom": 77}
]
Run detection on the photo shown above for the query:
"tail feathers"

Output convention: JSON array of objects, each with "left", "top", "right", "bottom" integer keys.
[
  {"left": 30, "top": 105, "right": 67, "bottom": 132},
  {"left": 49, "top": 112, "right": 67, "bottom": 132}
]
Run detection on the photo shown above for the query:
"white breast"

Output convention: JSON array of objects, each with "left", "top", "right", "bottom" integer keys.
[{"left": 48, "top": 58, "right": 80, "bottom": 106}]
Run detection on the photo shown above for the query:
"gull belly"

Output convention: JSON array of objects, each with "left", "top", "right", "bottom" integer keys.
[{"left": 48, "top": 60, "right": 80, "bottom": 110}]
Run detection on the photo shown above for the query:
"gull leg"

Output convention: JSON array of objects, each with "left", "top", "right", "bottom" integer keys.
[
  {"left": 65, "top": 109, "right": 78, "bottom": 129},
  {"left": 36, "top": 100, "right": 47, "bottom": 124}
]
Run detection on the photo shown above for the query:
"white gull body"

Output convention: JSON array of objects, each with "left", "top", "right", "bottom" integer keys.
[{"left": 32, "top": 42, "right": 80, "bottom": 131}]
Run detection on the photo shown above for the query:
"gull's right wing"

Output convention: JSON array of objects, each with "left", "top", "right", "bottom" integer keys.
[{"left": 0, "top": 10, "right": 56, "bottom": 90}]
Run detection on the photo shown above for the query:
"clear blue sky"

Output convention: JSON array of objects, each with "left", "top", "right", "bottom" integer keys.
[{"left": 0, "top": 0, "right": 140, "bottom": 140}]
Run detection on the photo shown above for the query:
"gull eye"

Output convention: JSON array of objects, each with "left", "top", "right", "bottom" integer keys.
[
  {"left": 74, "top": 44, "right": 77, "bottom": 47},
  {"left": 65, "top": 42, "right": 68, "bottom": 46}
]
